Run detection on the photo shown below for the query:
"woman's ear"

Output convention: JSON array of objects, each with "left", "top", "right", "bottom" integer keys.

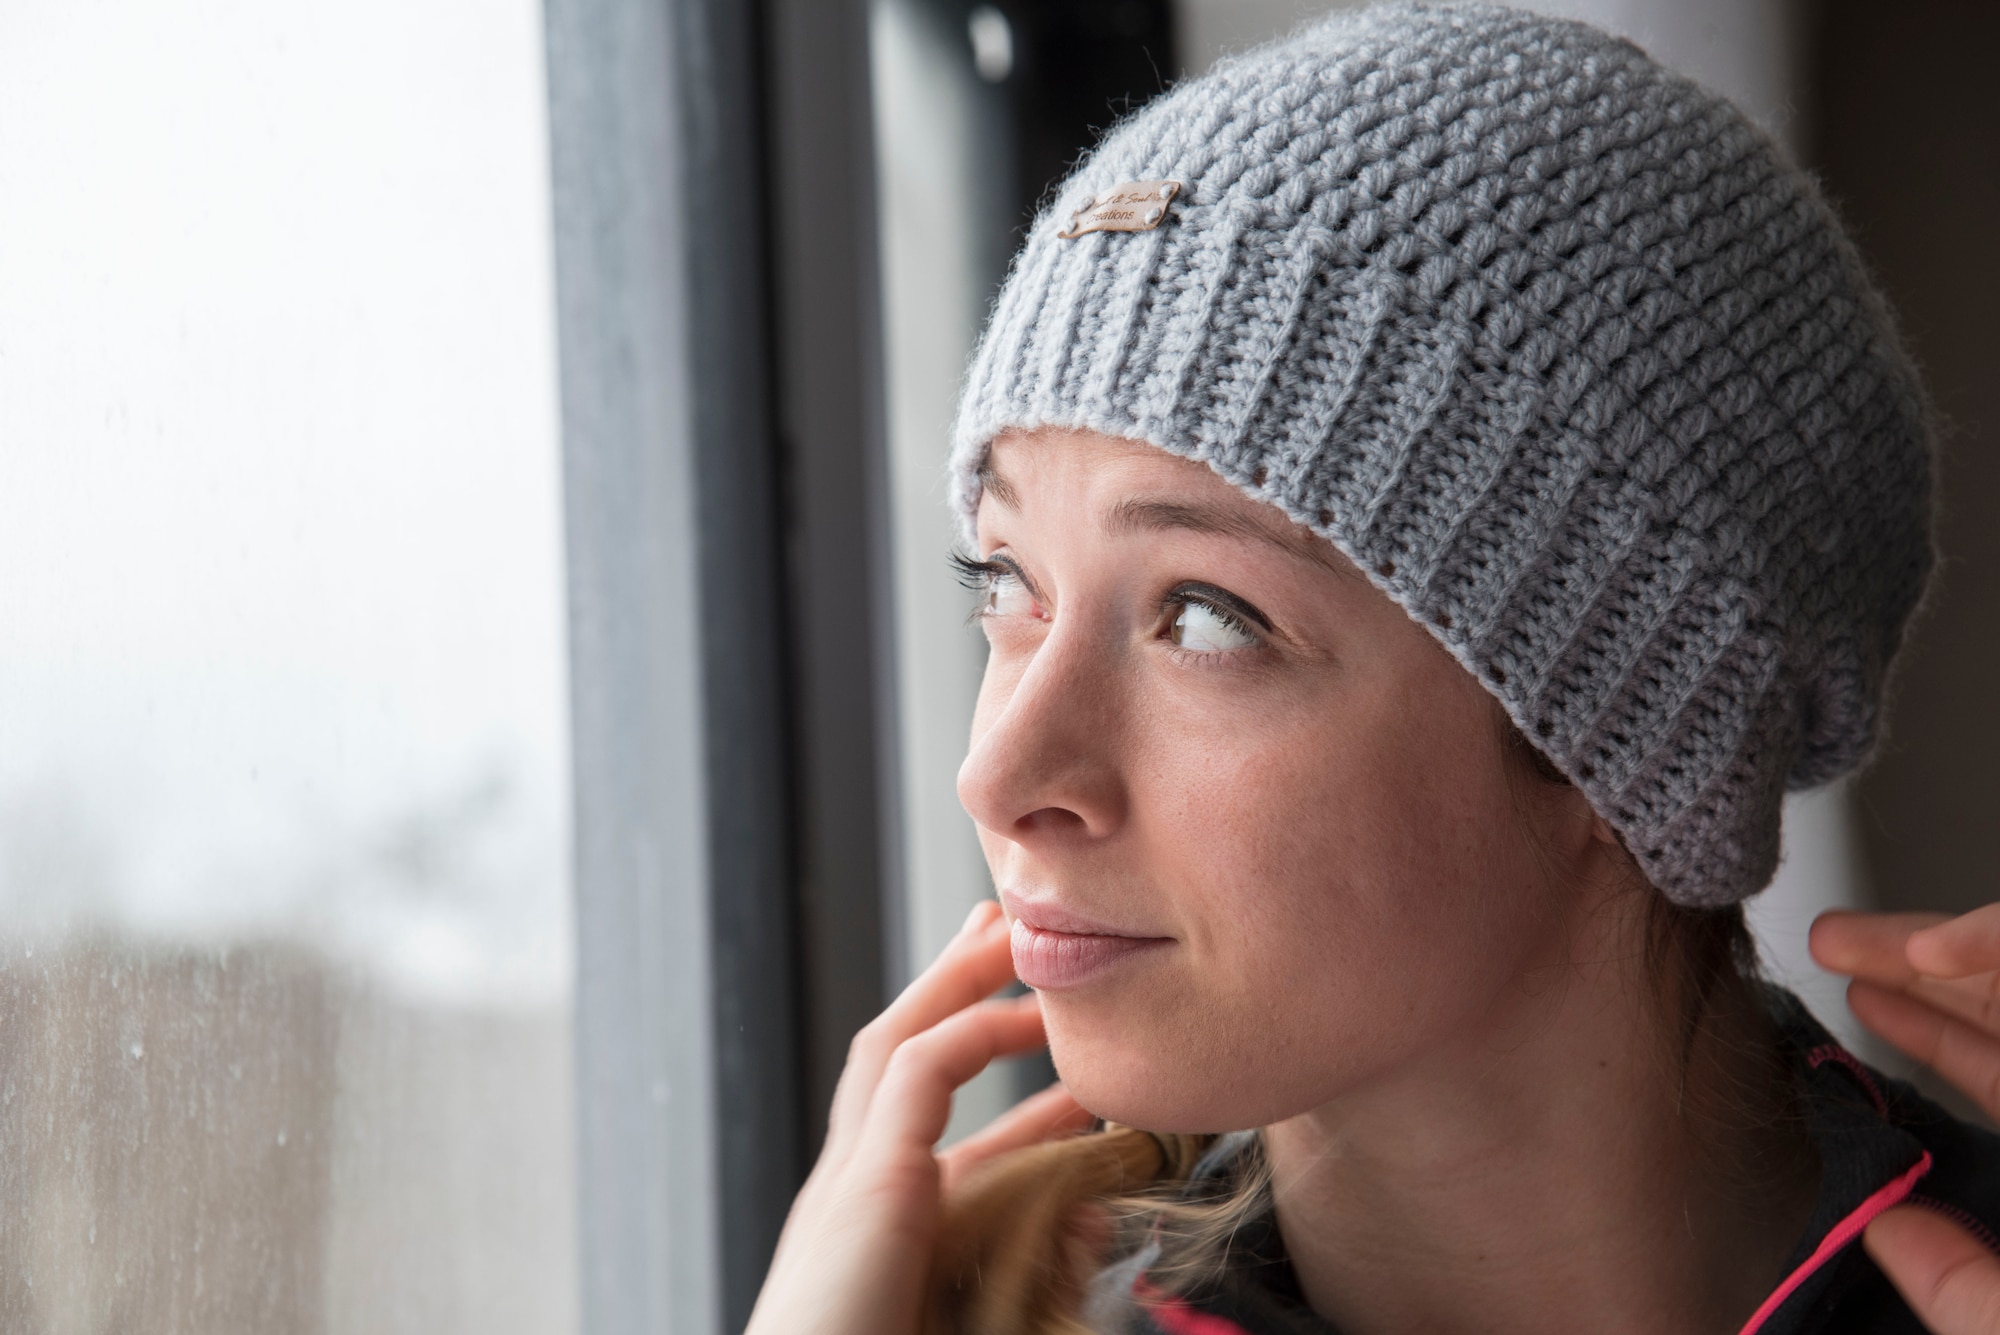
[{"left": 1550, "top": 788, "right": 1615, "bottom": 865}]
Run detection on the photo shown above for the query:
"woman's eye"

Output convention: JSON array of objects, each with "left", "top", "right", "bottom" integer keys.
[
  {"left": 982, "top": 570, "right": 1036, "bottom": 618},
  {"left": 1170, "top": 600, "right": 1259, "bottom": 652},
  {"left": 951, "top": 552, "right": 1040, "bottom": 622}
]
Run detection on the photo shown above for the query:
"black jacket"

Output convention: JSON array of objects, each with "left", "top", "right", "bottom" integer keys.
[{"left": 1087, "top": 991, "right": 2000, "bottom": 1335}]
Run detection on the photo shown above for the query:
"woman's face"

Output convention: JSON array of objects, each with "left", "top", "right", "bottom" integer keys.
[{"left": 959, "top": 429, "right": 1590, "bottom": 1132}]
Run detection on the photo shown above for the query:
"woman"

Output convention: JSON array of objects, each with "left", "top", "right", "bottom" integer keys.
[{"left": 752, "top": 4, "right": 2000, "bottom": 1332}]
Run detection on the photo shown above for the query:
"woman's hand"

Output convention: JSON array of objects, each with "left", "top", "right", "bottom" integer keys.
[
  {"left": 746, "top": 899, "right": 1094, "bottom": 1335},
  {"left": 1812, "top": 906, "right": 2000, "bottom": 1333}
]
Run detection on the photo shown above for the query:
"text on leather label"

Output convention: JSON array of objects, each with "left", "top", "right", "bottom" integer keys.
[{"left": 1058, "top": 180, "right": 1182, "bottom": 238}]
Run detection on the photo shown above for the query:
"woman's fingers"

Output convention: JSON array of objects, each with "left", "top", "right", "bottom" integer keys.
[
  {"left": 1811, "top": 911, "right": 1951, "bottom": 986},
  {"left": 1849, "top": 980, "right": 2000, "bottom": 1122},
  {"left": 878, "top": 902, "right": 1018, "bottom": 1042},
  {"left": 1902, "top": 972, "right": 2000, "bottom": 1044},
  {"left": 938, "top": 1082, "right": 1095, "bottom": 1194},
  {"left": 858, "top": 994, "right": 1049, "bottom": 1156},
  {"left": 752, "top": 918, "right": 1035, "bottom": 1335},
  {"left": 1866, "top": 1205, "right": 2000, "bottom": 1335},
  {"left": 1911, "top": 905, "right": 2000, "bottom": 981},
  {"left": 1825, "top": 906, "right": 2000, "bottom": 1135},
  {"left": 827, "top": 902, "right": 1016, "bottom": 1145},
  {"left": 1816, "top": 907, "right": 2000, "bottom": 1126}
]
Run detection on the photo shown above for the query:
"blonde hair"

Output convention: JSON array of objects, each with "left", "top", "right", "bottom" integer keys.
[{"left": 924, "top": 1125, "right": 1263, "bottom": 1335}]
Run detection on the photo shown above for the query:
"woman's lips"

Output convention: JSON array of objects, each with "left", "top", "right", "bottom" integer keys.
[{"left": 1006, "top": 906, "right": 1171, "bottom": 991}]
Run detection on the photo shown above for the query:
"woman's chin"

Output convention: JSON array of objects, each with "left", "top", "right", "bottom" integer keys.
[
  {"left": 1048, "top": 1032, "right": 1275, "bottom": 1134},
  {"left": 1047, "top": 1011, "right": 1378, "bottom": 1132},
  {"left": 1064, "top": 1086, "right": 1269, "bottom": 1136}
]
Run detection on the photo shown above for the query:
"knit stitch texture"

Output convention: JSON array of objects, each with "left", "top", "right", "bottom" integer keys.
[{"left": 949, "top": 1, "right": 1934, "bottom": 906}]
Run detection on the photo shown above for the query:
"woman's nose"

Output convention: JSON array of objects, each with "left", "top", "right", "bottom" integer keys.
[{"left": 956, "top": 625, "right": 1129, "bottom": 846}]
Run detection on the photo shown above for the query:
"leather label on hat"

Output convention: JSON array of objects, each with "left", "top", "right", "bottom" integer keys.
[{"left": 1057, "top": 180, "right": 1181, "bottom": 238}]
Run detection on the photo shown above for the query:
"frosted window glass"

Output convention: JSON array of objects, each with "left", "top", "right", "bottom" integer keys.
[{"left": 0, "top": 3, "right": 576, "bottom": 1332}]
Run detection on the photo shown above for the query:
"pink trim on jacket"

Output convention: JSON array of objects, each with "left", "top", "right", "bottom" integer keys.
[
  {"left": 1132, "top": 1277, "right": 1256, "bottom": 1335},
  {"left": 1807, "top": 1044, "right": 1890, "bottom": 1118},
  {"left": 1734, "top": 1151, "right": 1934, "bottom": 1335}
]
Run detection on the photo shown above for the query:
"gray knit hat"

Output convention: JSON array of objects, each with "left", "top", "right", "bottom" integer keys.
[{"left": 950, "top": 1, "right": 1933, "bottom": 906}]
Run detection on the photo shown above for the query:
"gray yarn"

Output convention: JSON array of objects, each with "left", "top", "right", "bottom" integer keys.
[{"left": 949, "top": 1, "right": 1933, "bottom": 906}]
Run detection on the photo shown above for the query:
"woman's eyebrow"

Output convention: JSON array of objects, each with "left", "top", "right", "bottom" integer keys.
[
  {"left": 977, "top": 462, "right": 1021, "bottom": 509},
  {"left": 1108, "top": 496, "right": 1352, "bottom": 576}
]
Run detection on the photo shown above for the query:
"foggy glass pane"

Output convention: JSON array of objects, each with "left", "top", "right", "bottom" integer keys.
[{"left": 0, "top": 3, "right": 577, "bottom": 1332}]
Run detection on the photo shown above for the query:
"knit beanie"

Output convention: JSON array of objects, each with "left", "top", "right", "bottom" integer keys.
[{"left": 949, "top": 1, "right": 1934, "bottom": 907}]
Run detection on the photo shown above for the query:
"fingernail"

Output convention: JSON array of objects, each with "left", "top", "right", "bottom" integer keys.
[{"left": 957, "top": 901, "right": 990, "bottom": 936}]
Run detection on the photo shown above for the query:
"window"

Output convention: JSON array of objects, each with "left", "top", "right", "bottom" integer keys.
[{"left": 0, "top": 3, "right": 575, "bottom": 1330}]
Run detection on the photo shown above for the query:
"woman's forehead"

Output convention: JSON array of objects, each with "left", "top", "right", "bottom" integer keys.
[
  {"left": 982, "top": 428, "right": 1250, "bottom": 517},
  {"left": 978, "top": 430, "right": 1344, "bottom": 572}
]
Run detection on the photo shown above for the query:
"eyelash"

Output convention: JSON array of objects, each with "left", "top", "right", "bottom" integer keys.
[
  {"left": 948, "top": 551, "right": 1266, "bottom": 653},
  {"left": 950, "top": 550, "right": 1007, "bottom": 593},
  {"left": 952, "top": 551, "right": 1033, "bottom": 627}
]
